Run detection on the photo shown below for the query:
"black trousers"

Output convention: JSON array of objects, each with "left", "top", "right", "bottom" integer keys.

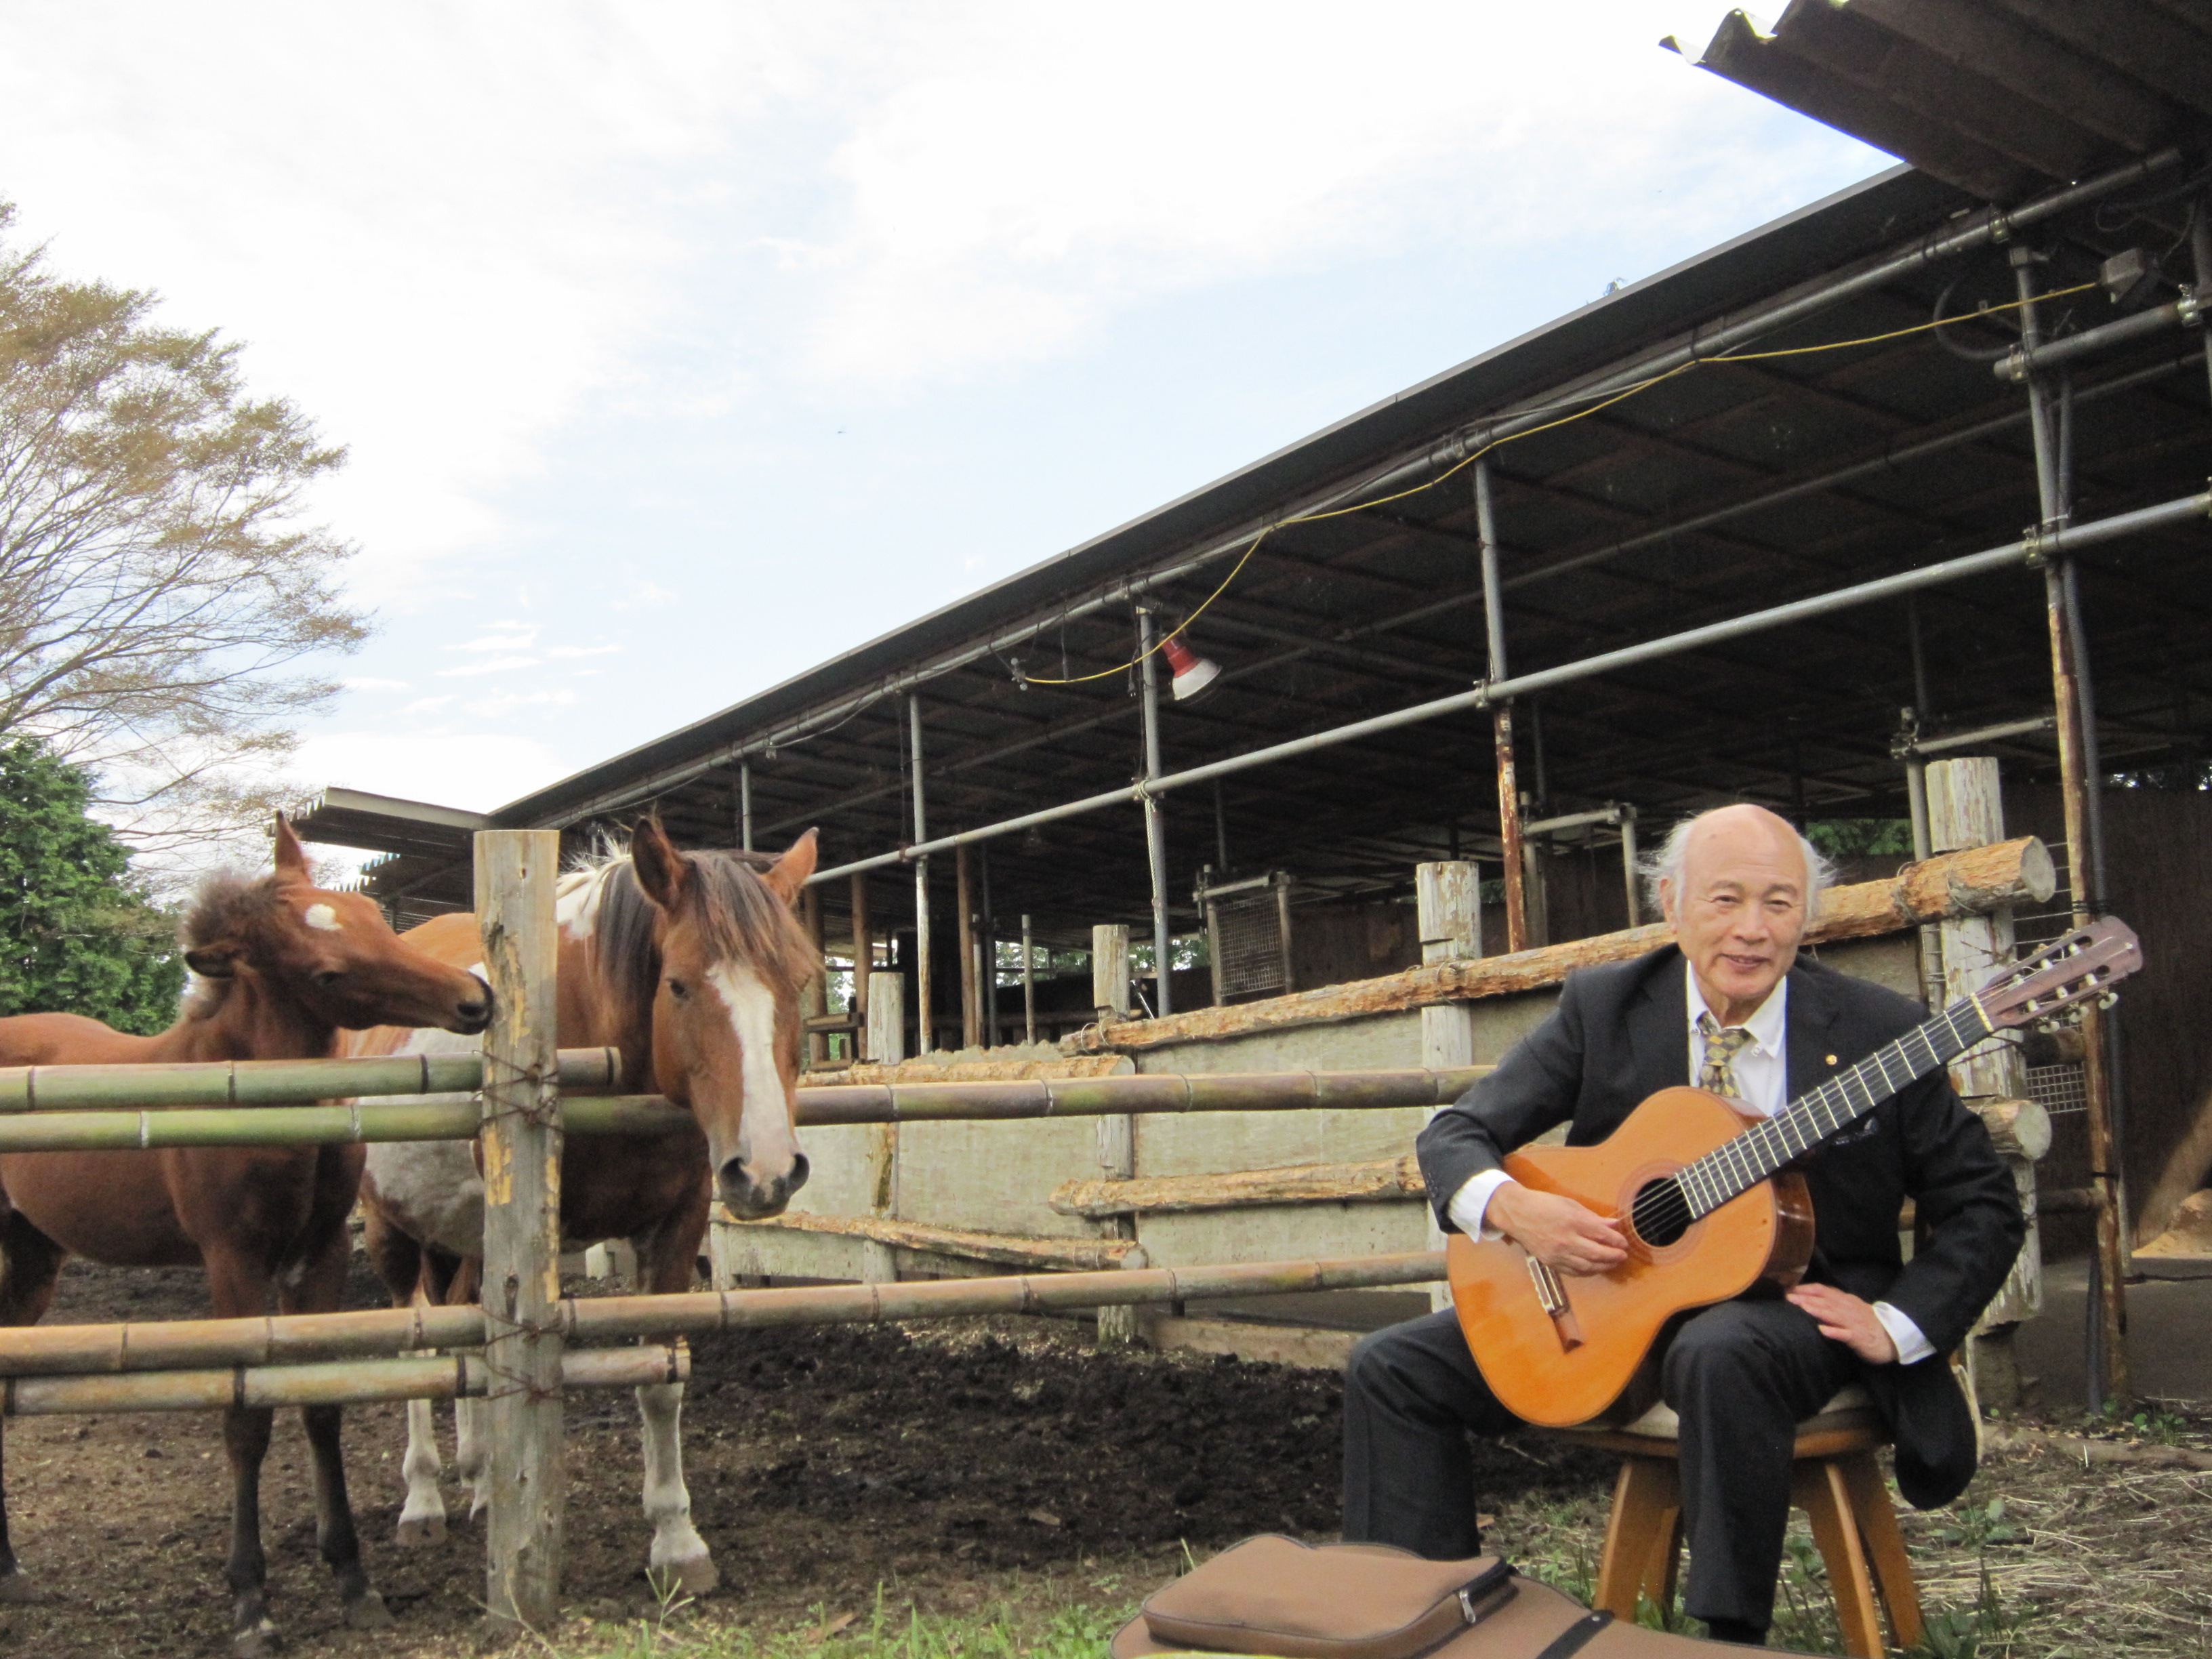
[{"left": 1342, "top": 1299, "right": 1856, "bottom": 1631}]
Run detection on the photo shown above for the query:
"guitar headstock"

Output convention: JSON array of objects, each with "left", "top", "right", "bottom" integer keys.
[{"left": 1978, "top": 916, "right": 2143, "bottom": 1031}]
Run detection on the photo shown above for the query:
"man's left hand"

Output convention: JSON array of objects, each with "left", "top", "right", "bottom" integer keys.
[{"left": 1786, "top": 1283, "right": 1898, "bottom": 1364}]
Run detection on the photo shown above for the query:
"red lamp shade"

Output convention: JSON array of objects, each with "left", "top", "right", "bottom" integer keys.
[{"left": 1161, "top": 635, "right": 1222, "bottom": 702}]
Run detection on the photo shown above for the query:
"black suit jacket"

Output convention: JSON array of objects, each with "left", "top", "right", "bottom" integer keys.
[{"left": 1418, "top": 945, "right": 2024, "bottom": 1507}]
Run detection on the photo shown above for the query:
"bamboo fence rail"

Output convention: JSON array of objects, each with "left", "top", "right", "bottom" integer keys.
[
  {"left": 0, "top": 1251, "right": 1444, "bottom": 1380},
  {"left": 0, "top": 1047, "right": 621, "bottom": 1111}
]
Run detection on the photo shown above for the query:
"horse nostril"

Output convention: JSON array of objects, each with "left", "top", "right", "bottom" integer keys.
[{"left": 787, "top": 1153, "right": 811, "bottom": 1194}]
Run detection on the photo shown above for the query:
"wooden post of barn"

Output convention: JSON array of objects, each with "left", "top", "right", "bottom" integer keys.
[
  {"left": 476, "top": 829, "right": 565, "bottom": 1634},
  {"left": 1926, "top": 757, "right": 2042, "bottom": 1407},
  {"left": 956, "top": 844, "right": 979, "bottom": 1050},
  {"left": 909, "top": 695, "right": 934, "bottom": 1055},
  {"left": 1091, "top": 924, "right": 1139, "bottom": 1346},
  {"left": 1417, "top": 862, "right": 1480, "bottom": 1312},
  {"left": 800, "top": 884, "right": 826, "bottom": 1069},
  {"left": 849, "top": 874, "right": 871, "bottom": 1061},
  {"left": 1475, "top": 463, "right": 1529, "bottom": 954}
]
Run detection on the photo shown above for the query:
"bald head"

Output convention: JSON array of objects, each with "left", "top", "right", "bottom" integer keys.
[{"left": 1656, "top": 804, "right": 1824, "bottom": 1027}]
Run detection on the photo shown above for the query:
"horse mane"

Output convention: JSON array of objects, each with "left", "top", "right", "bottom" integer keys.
[
  {"left": 580, "top": 844, "right": 819, "bottom": 1020},
  {"left": 177, "top": 871, "right": 285, "bottom": 1015}
]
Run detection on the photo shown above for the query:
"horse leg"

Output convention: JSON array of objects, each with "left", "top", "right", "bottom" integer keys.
[
  {"left": 282, "top": 1233, "right": 392, "bottom": 1631},
  {"left": 0, "top": 1210, "right": 63, "bottom": 1601},
  {"left": 201, "top": 1246, "right": 285, "bottom": 1656},
  {"left": 634, "top": 1227, "right": 716, "bottom": 1597},
  {"left": 443, "top": 1254, "right": 493, "bottom": 1523},
  {"left": 365, "top": 1208, "right": 449, "bottom": 1545}
]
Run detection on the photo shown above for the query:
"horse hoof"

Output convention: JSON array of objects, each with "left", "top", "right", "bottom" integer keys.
[
  {"left": 395, "top": 1511, "right": 446, "bottom": 1547},
  {"left": 649, "top": 1555, "right": 718, "bottom": 1599},
  {"left": 233, "top": 1618, "right": 283, "bottom": 1658},
  {"left": 0, "top": 1570, "right": 32, "bottom": 1605},
  {"left": 344, "top": 1592, "right": 396, "bottom": 1631}
]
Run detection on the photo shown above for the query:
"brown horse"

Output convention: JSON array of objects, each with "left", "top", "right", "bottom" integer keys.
[
  {"left": 0, "top": 816, "right": 492, "bottom": 1656},
  {"left": 351, "top": 819, "right": 817, "bottom": 1593}
]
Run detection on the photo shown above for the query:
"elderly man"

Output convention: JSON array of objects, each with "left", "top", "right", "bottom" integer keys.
[{"left": 1341, "top": 804, "right": 2024, "bottom": 1645}]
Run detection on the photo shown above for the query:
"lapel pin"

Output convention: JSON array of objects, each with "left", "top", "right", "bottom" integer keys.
[{"left": 1825, "top": 1054, "right": 1838, "bottom": 1066}]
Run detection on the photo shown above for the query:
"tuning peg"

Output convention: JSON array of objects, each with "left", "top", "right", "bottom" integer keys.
[{"left": 2098, "top": 991, "right": 2119, "bottom": 1010}]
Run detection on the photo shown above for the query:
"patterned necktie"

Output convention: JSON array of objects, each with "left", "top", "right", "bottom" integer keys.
[{"left": 1696, "top": 1011, "right": 1756, "bottom": 1099}]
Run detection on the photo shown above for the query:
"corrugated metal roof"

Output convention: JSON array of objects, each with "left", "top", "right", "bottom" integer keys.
[{"left": 1692, "top": 0, "right": 2212, "bottom": 200}]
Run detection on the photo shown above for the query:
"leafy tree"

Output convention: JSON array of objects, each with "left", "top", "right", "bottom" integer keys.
[
  {"left": 0, "top": 739, "right": 182, "bottom": 1033},
  {"left": 0, "top": 201, "right": 367, "bottom": 848}
]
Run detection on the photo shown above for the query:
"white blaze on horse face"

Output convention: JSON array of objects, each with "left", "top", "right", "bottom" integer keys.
[
  {"left": 705, "top": 960, "right": 798, "bottom": 1187},
  {"left": 303, "top": 903, "right": 342, "bottom": 932}
]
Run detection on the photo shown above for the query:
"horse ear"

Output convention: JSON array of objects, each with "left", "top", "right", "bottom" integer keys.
[
  {"left": 272, "top": 813, "right": 310, "bottom": 879},
  {"left": 185, "top": 943, "right": 242, "bottom": 979},
  {"left": 761, "top": 828, "right": 819, "bottom": 907},
  {"left": 630, "top": 818, "right": 690, "bottom": 911}
]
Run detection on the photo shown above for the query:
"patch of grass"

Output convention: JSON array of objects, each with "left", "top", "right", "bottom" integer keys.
[{"left": 530, "top": 1576, "right": 1134, "bottom": 1659}]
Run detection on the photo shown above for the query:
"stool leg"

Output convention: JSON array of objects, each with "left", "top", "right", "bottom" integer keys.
[
  {"left": 1595, "top": 1457, "right": 1680, "bottom": 1623},
  {"left": 1793, "top": 1459, "right": 1883, "bottom": 1659},
  {"left": 1838, "top": 1451, "right": 1923, "bottom": 1652}
]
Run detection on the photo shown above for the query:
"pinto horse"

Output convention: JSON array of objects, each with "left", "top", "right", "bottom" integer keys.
[
  {"left": 0, "top": 815, "right": 492, "bottom": 1656},
  {"left": 351, "top": 819, "right": 817, "bottom": 1593}
]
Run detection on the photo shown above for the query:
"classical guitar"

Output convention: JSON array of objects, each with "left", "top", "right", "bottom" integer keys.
[{"left": 1446, "top": 916, "right": 2142, "bottom": 1427}]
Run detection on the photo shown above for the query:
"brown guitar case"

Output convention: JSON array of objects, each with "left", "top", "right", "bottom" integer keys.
[{"left": 1108, "top": 1536, "right": 1816, "bottom": 1658}]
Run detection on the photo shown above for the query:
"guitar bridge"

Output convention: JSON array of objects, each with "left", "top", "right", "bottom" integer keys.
[{"left": 1524, "top": 1254, "right": 1584, "bottom": 1352}]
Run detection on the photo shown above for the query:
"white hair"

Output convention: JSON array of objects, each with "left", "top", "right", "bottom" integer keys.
[{"left": 1640, "top": 810, "right": 1837, "bottom": 922}]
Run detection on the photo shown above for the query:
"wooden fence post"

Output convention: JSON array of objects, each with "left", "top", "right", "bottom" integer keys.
[
  {"left": 1417, "top": 862, "right": 1480, "bottom": 1311},
  {"left": 477, "top": 829, "right": 565, "bottom": 1634},
  {"left": 861, "top": 970, "right": 905, "bottom": 1286},
  {"left": 1925, "top": 758, "right": 2042, "bottom": 1406},
  {"left": 1090, "top": 926, "right": 1138, "bottom": 1345}
]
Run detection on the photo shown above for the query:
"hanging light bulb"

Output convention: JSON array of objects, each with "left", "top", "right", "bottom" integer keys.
[{"left": 1160, "top": 635, "right": 1222, "bottom": 702}]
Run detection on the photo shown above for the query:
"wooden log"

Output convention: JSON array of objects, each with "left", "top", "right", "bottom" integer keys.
[
  {"left": 2, "top": 1347, "right": 684, "bottom": 1416},
  {"left": 1417, "top": 861, "right": 1479, "bottom": 1312},
  {"left": 476, "top": 829, "right": 565, "bottom": 1633},
  {"left": 717, "top": 1210, "right": 1141, "bottom": 1273},
  {"left": 0, "top": 1048, "right": 620, "bottom": 1112},
  {"left": 793, "top": 1066, "right": 1490, "bottom": 1126},
  {"left": 1052, "top": 1156, "right": 1425, "bottom": 1218},
  {"left": 1067, "top": 839, "right": 2055, "bottom": 1054},
  {"left": 1971, "top": 1097, "right": 2053, "bottom": 1162},
  {"left": 850, "top": 872, "right": 872, "bottom": 1048},
  {"left": 956, "top": 844, "right": 979, "bottom": 1049},
  {"left": 1092, "top": 924, "right": 1131, "bottom": 1021},
  {"left": 801, "top": 884, "right": 827, "bottom": 1067},
  {"left": 800, "top": 1053, "right": 1126, "bottom": 1088}
]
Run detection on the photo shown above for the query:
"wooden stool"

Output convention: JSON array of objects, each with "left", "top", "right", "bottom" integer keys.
[{"left": 1547, "top": 1388, "right": 1923, "bottom": 1656}]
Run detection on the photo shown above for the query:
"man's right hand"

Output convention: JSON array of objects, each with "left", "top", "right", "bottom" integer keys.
[{"left": 1486, "top": 1183, "right": 1627, "bottom": 1275}]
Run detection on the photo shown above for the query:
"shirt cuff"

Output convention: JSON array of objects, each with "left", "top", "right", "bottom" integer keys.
[
  {"left": 1446, "top": 1170, "right": 1515, "bottom": 1241},
  {"left": 1871, "top": 1300, "right": 1936, "bottom": 1366}
]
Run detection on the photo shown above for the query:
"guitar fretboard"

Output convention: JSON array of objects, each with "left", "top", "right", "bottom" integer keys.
[{"left": 1675, "top": 996, "right": 1994, "bottom": 1221}]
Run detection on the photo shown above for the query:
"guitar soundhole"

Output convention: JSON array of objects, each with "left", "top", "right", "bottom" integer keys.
[{"left": 1630, "top": 1176, "right": 1692, "bottom": 1248}]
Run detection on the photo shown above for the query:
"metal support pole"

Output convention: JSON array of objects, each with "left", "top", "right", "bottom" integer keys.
[
  {"left": 476, "top": 830, "right": 565, "bottom": 1632},
  {"left": 2013, "top": 248, "right": 2129, "bottom": 1410},
  {"left": 738, "top": 762, "right": 753, "bottom": 853},
  {"left": 1021, "top": 913, "right": 1037, "bottom": 1045},
  {"left": 909, "top": 696, "right": 933, "bottom": 1055},
  {"left": 1476, "top": 462, "right": 1530, "bottom": 954},
  {"left": 1137, "top": 607, "right": 1172, "bottom": 1017}
]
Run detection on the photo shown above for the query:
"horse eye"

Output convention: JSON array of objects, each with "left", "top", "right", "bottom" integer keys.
[
  {"left": 313, "top": 969, "right": 346, "bottom": 989},
  {"left": 668, "top": 978, "right": 689, "bottom": 1000}
]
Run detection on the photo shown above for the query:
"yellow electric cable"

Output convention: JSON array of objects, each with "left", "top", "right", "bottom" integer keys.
[{"left": 1018, "top": 279, "right": 2104, "bottom": 684}]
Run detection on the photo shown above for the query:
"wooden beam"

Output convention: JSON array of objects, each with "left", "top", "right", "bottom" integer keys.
[
  {"left": 716, "top": 1210, "right": 1142, "bottom": 1272},
  {"left": 1052, "top": 1156, "right": 1425, "bottom": 1218},
  {"left": 1069, "top": 838, "right": 2055, "bottom": 1053}
]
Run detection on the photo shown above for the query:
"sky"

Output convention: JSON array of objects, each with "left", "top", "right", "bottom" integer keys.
[{"left": 0, "top": 3, "right": 1891, "bottom": 853}]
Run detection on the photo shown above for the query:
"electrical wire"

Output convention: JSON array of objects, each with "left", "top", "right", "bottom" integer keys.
[{"left": 1019, "top": 279, "right": 2101, "bottom": 684}]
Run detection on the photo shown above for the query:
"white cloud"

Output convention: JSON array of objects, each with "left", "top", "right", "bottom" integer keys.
[
  {"left": 435, "top": 655, "right": 540, "bottom": 678},
  {"left": 546, "top": 644, "right": 621, "bottom": 659},
  {"left": 466, "top": 689, "right": 581, "bottom": 718},
  {"left": 288, "top": 729, "right": 571, "bottom": 817}
]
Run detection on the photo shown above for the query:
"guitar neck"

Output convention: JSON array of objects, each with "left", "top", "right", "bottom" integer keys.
[{"left": 1678, "top": 996, "right": 1994, "bottom": 1220}]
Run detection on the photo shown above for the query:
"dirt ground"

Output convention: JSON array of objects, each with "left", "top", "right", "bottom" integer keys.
[{"left": 0, "top": 1258, "right": 2208, "bottom": 1657}]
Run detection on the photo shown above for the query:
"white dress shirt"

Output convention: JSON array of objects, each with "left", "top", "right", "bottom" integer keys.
[{"left": 1444, "top": 968, "right": 1933, "bottom": 1366}]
